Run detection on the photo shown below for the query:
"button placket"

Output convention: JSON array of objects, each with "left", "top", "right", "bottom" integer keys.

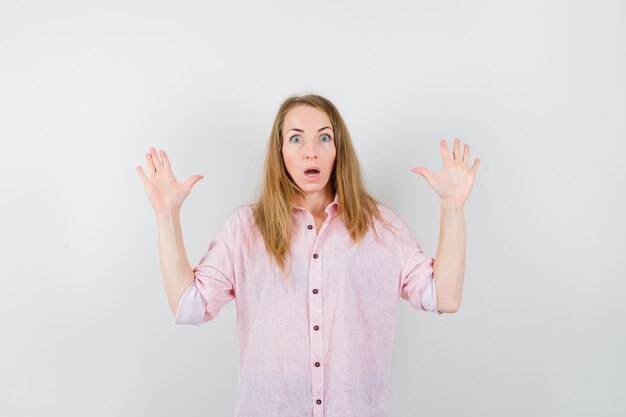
[{"left": 305, "top": 211, "right": 329, "bottom": 417}]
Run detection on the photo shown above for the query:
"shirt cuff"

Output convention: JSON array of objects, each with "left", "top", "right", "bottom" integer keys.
[
  {"left": 429, "top": 275, "right": 444, "bottom": 316},
  {"left": 170, "top": 281, "right": 207, "bottom": 325}
]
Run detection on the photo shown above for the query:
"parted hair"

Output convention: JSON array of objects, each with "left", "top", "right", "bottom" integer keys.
[{"left": 252, "top": 94, "right": 396, "bottom": 286}]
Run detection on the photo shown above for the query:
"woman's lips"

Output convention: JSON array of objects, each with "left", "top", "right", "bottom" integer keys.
[{"left": 304, "top": 170, "right": 320, "bottom": 180}]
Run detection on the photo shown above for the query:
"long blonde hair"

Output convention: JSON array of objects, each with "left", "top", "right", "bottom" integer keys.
[{"left": 253, "top": 94, "right": 396, "bottom": 285}]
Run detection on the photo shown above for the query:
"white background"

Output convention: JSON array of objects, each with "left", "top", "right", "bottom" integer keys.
[{"left": 0, "top": 0, "right": 624, "bottom": 416}]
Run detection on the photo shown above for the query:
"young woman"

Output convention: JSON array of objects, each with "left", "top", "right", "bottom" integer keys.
[{"left": 136, "top": 94, "right": 480, "bottom": 417}]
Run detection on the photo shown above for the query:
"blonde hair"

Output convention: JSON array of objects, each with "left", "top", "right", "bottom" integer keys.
[{"left": 252, "top": 94, "right": 397, "bottom": 286}]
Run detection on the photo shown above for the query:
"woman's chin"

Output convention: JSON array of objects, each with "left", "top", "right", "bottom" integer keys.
[{"left": 297, "top": 182, "right": 329, "bottom": 193}]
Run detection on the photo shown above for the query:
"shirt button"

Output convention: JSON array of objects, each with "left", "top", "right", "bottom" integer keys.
[
  {"left": 315, "top": 362, "right": 320, "bottom": 367},
  {"left": 316, "top": 399, "right": 322, "bottom": 405},
  {"left": 313, "top": 325, "right": 319, "bottom": 331},
  {"left": 313, "top": 253, "right": 318, "bottom": 259},
  {"left": 312, "top": 289, "right": 318, "bottom": 294},
  {"left": 307, "top": 225, "right": 313, "bottom": 229}
]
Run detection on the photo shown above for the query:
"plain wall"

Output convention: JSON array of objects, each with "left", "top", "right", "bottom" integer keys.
[{"left": 0, "top": 0, "right": 624, "bottom": 416}]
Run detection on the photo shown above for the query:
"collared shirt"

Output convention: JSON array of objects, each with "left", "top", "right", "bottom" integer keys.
[{"left": 172, "top": 192, "right": 442, "bottom": 417}]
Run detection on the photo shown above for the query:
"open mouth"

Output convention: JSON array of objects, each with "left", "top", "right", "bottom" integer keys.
[{"left": 305, "top": 169, "right": 320, "bottom": 177}]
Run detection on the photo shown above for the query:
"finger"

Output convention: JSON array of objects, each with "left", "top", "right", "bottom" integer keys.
[
  {"left": 462, "top": 144, "right": 470, "bottom": 164},
  {"left": 145, "top": 152, "right": 157, "bottom": 174},
  {"left": 440, "top": 139, "right": 453, "bottom": 161},
  {"left": 160, "top": 149, "right": 173, "bottom": 175},
  {"left": 453, "top": 138, "right": 461, "bottom": 160},
  {"left": 470, "top": 158, "right": 480, "bottom": 174},
  {"left": 411, "top": 167, "right": 431, "bottom": 181},
  {"left": 136, "top": 165, "right": 149, "bottom": 183},
  {"left": 184, "top": 175, "right": 204, "bottom": 190},
  {"left": 149, "top": 147, "right": 162, "bottom": 173}
]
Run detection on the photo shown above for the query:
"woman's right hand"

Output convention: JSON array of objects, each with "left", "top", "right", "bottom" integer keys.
[{"left": 135, "top": 147, "right": 204, "bottom": 215}]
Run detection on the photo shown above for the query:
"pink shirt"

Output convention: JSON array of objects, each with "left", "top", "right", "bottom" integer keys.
[{"left": 172, "top": 192, "right": 442, "bottom": 417}]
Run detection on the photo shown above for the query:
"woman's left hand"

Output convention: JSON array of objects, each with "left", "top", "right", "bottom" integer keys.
[{"left": 411, "top": 138, "right": 480, "bottom": 208}]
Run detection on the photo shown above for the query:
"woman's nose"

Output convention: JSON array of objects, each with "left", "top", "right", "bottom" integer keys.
[{"left": 303, "top": 140, "right": 318, "bottom": 159}]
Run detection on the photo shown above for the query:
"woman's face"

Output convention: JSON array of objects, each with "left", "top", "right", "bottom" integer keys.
[{"left": 281, "top": 105, "right": 336, "bottom": 195}]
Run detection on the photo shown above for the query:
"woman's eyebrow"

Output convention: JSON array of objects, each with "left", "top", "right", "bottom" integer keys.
[{"left": 287, "top": 126, "right": 333, "bottom": 134}]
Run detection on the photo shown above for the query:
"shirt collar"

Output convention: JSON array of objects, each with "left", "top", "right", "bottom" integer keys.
[{"left": 291, "top": 192, "right": 339, "bottom": 215}]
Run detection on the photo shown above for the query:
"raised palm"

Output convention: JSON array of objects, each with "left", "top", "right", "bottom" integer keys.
[
  {"left": 136, "top": 147, "right": 204, "bottom": 215},
  {"left": 411, "top": 138, "right": 480, "bottom": 207}
]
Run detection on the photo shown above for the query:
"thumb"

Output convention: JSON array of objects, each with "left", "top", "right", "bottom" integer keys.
[
  {"left": 411, "top": 167, "right": 431, "bottom": 179},
  {"left": 184, "top": 175, "right": 204, "bottom": 191}
]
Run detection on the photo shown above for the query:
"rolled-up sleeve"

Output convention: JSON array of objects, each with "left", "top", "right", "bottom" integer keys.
[
  {"left": 399, "top": 247, "right": 443, "bottom": 315},
  {"left": 384, "top": 207, "right": 442, "bottom": 316},
  {"left": 171, "top": 216, "right": 236, "bottom": 325}
]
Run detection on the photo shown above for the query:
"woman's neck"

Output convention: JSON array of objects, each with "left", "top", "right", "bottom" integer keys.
[{"left": 293, "top": 188, "right": 334, "bottom": 216}]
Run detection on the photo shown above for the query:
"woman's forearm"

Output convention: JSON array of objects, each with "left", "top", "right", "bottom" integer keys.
[
  {"left": 432, "top": 202, "right": 466, "bottom": 313},
  {"left": 155, "top": 210, "right": 195, "bottom": 317}
]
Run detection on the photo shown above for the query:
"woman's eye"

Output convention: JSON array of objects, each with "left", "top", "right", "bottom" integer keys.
[
  {"left": 290, "top": 136, "right": 301, "bottom": 143},
  {"left": 320, "top": 134, "right": 331, "bottom": 142}
]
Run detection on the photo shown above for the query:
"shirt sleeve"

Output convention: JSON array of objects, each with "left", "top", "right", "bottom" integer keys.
[
  {"left": 171, "top": 214, "right": 236, "bottom": 325},
  {"left": 390, "top": 211, "right": 442, "bottom": 315},
  {"left": 399, "top": 247, "right": 443, "bottom": 315}
]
